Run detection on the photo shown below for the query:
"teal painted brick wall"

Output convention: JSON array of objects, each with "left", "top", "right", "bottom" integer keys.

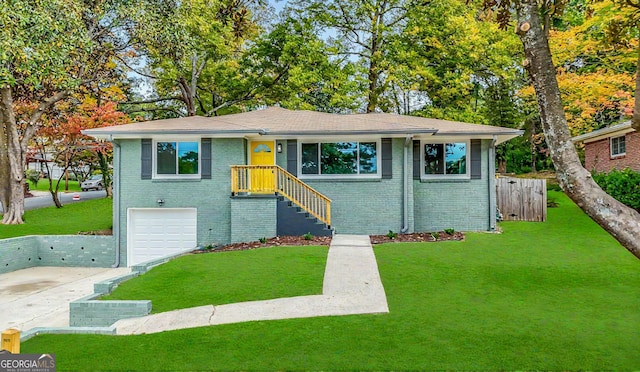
[
  {"left": 116, "top": 138, "right": 245, "bottom": 265},
  {"left": 38, "top": 236, "right": 115, "bottom": 267},
  {"left": 0, "top": 236, "right": 38, "bottom": 274},
  {"left": 413, "top": 140, "right": 492, "bottom": 232},
  {"left": 230, "top": 197, "right": 277, "bottom": 243},
  {"left": 276, "top": 140, "right": 287, "bottom": 169},
  {"left": 0, "top": 236, "right": 115, "bottom": 274},
  {"left": 302, "top": 138, "right": 407, "bottom": 235},
  {"left": 69, "top": 296, "right": 151, "bottom": 327}
]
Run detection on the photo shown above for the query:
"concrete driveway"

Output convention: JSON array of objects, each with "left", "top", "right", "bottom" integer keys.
[{"left": 0, "top": 266, "right": 129, "bottom": 332}]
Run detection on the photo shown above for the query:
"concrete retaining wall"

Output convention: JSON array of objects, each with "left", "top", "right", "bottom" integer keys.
[
  {"left": 0, "top": 235, "right": 115, "bottom": 274},
  {"left": 69, "top": 293, "right": 151, "bottom": 327}
]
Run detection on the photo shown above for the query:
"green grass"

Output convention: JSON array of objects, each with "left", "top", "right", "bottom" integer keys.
[
  {"left": 102, "top": 246, "right": 328, "bottom": 313},
  {"left": 28, "top": 179, "right": 81, "bottom": 192},
  {"left": 0, "top": 198, "right": 112, "bottom": 238},
  {"left": 22, "top": 191, "right": 640, "bottom": 370}
]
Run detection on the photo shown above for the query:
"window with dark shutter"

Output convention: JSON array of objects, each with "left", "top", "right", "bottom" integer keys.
[
  {"left": 201, "top": 138, "right": 212, "bottom": 179},
  {"left": 287, "top": 140, "right": 297, "bottom": 176},
  {"left": 381, "top": 138, "right": 392, "bottom": 179},
  {"left": 141, "top": 139, "right": 152, "bottom": 180},
  {"left": 470, "top": 139, "right": 482, "bottom": 179}
]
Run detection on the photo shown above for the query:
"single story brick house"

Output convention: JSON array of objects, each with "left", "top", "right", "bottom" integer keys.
[
  {"left": 83, "top": 107, "right": 521, "bottom": 266},
  {"left": 572, "top": 121, "right": 639, "bottom": 173}
]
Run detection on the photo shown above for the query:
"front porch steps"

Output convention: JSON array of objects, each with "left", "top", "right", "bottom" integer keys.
[{"left": 276, "top": 196, "right": 332, "bottom": 237}]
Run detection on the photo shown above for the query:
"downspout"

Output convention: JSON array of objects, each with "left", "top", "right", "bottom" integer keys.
[
  {"left": 489, "top": 135, "right": 497, "bottom": 231},
  {"left": 109, "top": 136, "right": 121, "bottom": 268},
  {"left": 401, "top": 135, "right": 413, "bottom": 233}
]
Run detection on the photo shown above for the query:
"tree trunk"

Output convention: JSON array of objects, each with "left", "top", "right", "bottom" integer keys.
[
  {"left": 97, "top": 150, "right": 112, "bottom": 197},
  {"left": 0, "top": 103, "right": 10, "bottom": 212},
  {"left": 0, "top": 87, "right": 67, "bottom": 223},
  {"left": 515, "top": 0, "right": 640, "bottom": 259},
  {"left": 0, "top": 86, "right": 25, "bottom": 224}
]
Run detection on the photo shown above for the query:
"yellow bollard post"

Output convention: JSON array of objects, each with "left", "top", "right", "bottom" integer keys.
[{"left": 1, "top": 329, "right": 20, "bottom": 354}]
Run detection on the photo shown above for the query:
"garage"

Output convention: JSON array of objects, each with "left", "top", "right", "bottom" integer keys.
[{"left": 127, "top": 208, "right": 197, "bottom": 266}]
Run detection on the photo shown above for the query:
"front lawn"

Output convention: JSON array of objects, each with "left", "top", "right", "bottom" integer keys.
[
  {"left": 102, "top": 246, "right": 328, "bottom": 313},
  {"left": 22, "top": 191, "right": 640, "bottom": 370},
  {"left": 0, "top": 198, "right": 112, "bottom": 238},
  {"left": 28, "top": 179, "right": 81, "bottom": 192}
]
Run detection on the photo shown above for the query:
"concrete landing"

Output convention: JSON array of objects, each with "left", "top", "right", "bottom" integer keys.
[{"left": 113, "top": 234, "right": 388, "bottom": 335}]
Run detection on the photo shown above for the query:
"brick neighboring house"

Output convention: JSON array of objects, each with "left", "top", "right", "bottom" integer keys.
[{"left": 572, "top": 121, "right": 640, "bottom": 173}]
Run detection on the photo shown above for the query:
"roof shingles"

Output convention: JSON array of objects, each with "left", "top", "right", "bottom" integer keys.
[{"left": 83, "top": 106, "right": 521, "bottom": 142}]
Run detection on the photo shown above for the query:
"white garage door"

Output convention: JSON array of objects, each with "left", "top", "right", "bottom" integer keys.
[{"left": 128, "top": 208, "right": 197, "bottom": 266}]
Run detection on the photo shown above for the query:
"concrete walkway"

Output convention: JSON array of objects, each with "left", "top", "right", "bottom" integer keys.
[
  {"left": 0, "top": 267, "right": 130, "bottom": 331},
  {"left": 114, "top": 235, "right": 388, "bottom": 335}
]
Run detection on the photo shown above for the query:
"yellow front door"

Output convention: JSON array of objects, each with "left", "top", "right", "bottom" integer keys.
[{"left": 250, "top": 141, "right": 275, "bottom": 193}]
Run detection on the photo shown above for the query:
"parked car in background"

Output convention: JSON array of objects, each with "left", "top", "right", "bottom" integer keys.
[{"left": 81, "top": 174, "right": 103, "bottom": 191}]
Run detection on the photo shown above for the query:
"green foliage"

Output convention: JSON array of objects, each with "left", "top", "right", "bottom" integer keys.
[
  {"left": 444, "top": 228, "right": 455, "bottom": 235},
  {"left": 25, "top": 169, "right": 41, "bottom": 188},
  {"left": 102, "top": 246, "right": 328, "bottom": 313},
  {"left": 259, "top": 237, "right": 268, "bottom": 243},
  {"left": 430, "top": 232, "right": 440, "bottom": 240},
  {"left": 0, "top": 0, "right": 88, "bottom": 88},
  {"left": 22, "top": 192, "right": 640, "bottom": 370},
  {"left": 386, "top": 230, "right": 398, "bottom": 240},
  {"left": 593, "top": 168, "right": 640, "bottom": 211},
  {"left": 303, "top": 232, "right": 314, "bottom": 240}
]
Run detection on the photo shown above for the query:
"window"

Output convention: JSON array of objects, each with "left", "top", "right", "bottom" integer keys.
[
  {"left": 610, "top": 136, "right": 626, "bottom": 157},
  {"left": 301, "top": 141, "right": 379, "bottom": 176},
  {"left": 422, "top": 142, "right": 468, "bottom": 177},
  {"left": 155, "top": 141, "right": 199, "bottom": 177}
]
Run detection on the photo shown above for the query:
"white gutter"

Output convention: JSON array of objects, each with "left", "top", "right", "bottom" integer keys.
[
  {"left": 109, "top": 136, "right": 121, "bottom": 268},
  {"left": 401, "top": 135, "right": 413, "bottom": 233},
  {"left": 489, "top": 135, "right": 497, "bottom": 231}
]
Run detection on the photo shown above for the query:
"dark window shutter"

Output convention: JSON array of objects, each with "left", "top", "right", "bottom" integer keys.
[
  {"left": 470, "top": 139, "right": 482, "bottom": 179},
  {"left": 141, "top": 139, "right": 152, "bottom": 180},
  {"left": 381, "top": 138, "right": 392, "bottom": 179},
  {"left": 287, "top": 140, "right": 297, "bottom": 176},
  {"left": 413, "top": 140, "right": 421, "bottom": 180},
  {"left": 201, "top": 138, "right": 212, "bottom": 179}
]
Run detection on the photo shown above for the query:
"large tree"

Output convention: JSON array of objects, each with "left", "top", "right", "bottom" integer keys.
[
  {"left": 0, "top": 0, "right": 138, "bottom": 224},
  {"left": 0, "top": 0, "right": 87, "bottom": 223},
  {"left": 500, "top": 0, "right": 640, "bottom": 258},
  {"left": 121, "top": 0, "right": 267, "bottom": 117}
]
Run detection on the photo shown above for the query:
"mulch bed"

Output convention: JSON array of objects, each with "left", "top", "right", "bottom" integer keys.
[
  {"left": 370, "top": 231, "right": 465, "bottom": 244},
  {"left": 195, "top": 231, "right": 465, "bottom": 254}
]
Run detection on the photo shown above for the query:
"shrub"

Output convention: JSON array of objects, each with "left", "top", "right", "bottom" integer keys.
[
  {"left": 25, "top": 169, "right": 41, "bottom": 188},
  {"left": 431, "top": 232, "right": 440, "bottom": 240},
  {"left": 303, "top": 232, "right": 313, "bottom": 240},
  {"left": 444, "top": 228, "right": 455, "bottom": 235},
  {"left": 259, "top": 237, "right": 268, "bottom": 243},
  {"left": 592, "top": 168, "right": 640, "bottom": 211},
  {"left": 386, "top": 230, "right": 398, "bottom": 240}
]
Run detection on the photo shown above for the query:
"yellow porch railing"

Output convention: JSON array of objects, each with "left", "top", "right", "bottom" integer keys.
[{"left": 231, "top": 165, "right": 331, "bottom": 227}]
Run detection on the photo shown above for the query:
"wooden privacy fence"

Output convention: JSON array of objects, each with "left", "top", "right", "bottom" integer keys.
[{"left": 496, "top": 177, "right": 547, "bottom": 222}]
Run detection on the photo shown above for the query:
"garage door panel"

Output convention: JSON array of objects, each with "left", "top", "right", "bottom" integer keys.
[{"left": 128, "top": 208, "right": 198, "bottom": 266}]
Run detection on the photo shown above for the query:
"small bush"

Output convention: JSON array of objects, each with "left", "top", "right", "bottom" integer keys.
[
  {"left": 444, "top": 228, "right": 455, "bottom": 235},
  {"left": 386, "top": 230, "right": 398, "bottom": 239},
  {"left": 303, "top": 232, "right": 313, "bottom": 240},
  {"left": 592, "top": 168, "right": 640, "bottom": 211},
  {"left": 431, "top": 232, "right": 440, "bottom": 240},
  {"left": 547, "top": 196, "right": 559, "bottom": 208},
  {"left": 259, "top": 237, "right": 268, "bottom": 243},
  {"left": 25, "top": 169, "right": 41, "bottom": 188}
]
